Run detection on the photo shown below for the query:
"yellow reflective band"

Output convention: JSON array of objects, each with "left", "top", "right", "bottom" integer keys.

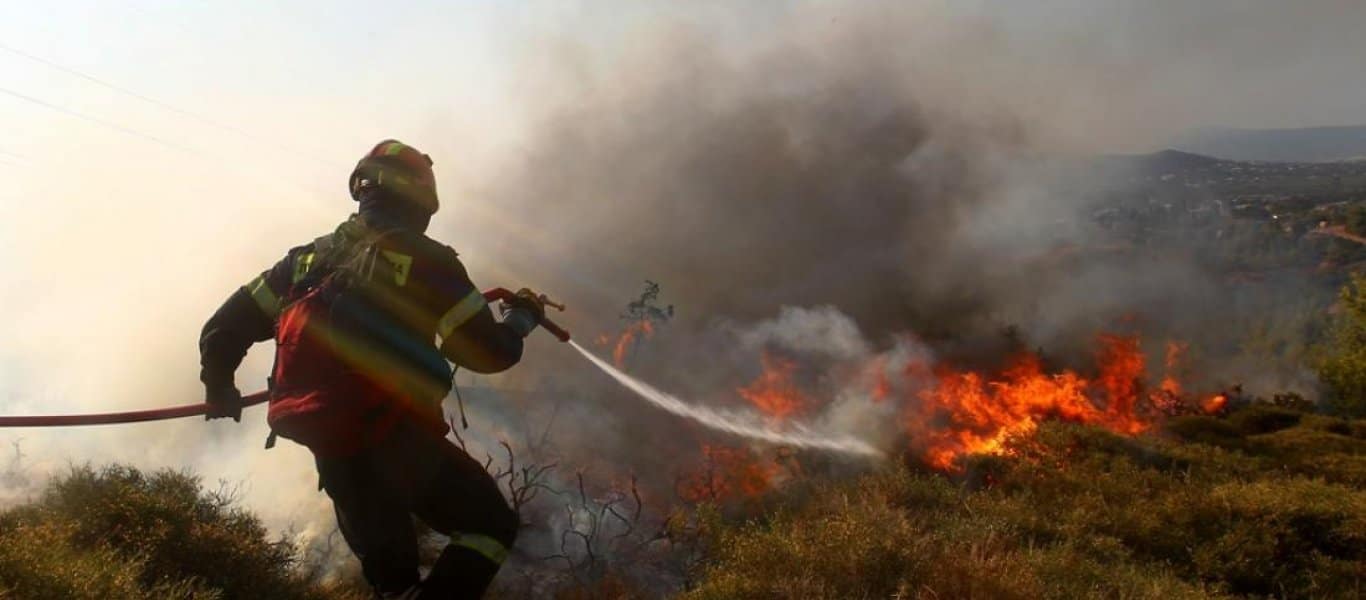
[
  {"left": 437, "top": 289, "right": 486, "bottom": 340},
  {"left": 383, "top": 142, "right": 408, "bottom": 156},
  {"left": 451, "top": 533, "right": 508, "bottom": 565},
  {"left": 245, "top": 275, "right": 280, "bottom": 318},
  {"left": 292, "top": 252, "right": 315, "bottom": 284},
  {"left": 379, "top": 250, "right": 412, "bottom": 286}
]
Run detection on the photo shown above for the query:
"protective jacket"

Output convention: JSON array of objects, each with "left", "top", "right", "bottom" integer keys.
[{"left": 199, "top": 212, "right": 524, "bottom": 452}]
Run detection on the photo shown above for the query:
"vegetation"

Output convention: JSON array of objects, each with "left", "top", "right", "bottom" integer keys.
[
  {"left": 0, "top": 465, "right": 363, "bottom": 600},
  {"left": 685, "top": 406, "right": 1365, "bottom": 600},
  {"left": 1317, "top": 273, "right": 1366, "bottom": 418},
  {"left": 0, "top": 404, "right": 1360, "bottom": 599}
]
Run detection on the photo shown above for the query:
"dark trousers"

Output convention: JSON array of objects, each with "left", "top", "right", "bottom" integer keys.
[{"left": 316, "top": 420, "right": 519, "bottom": 599}]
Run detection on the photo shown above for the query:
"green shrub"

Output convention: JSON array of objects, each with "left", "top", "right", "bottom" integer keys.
[{"left": 1316, "top": 273, "right": 1366, "bottom": 418}]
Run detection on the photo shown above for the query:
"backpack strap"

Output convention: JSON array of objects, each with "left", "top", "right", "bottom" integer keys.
[
  {"left": 314, "top": 233, "right": 334, "bottom": 260},
  {"left": 282, "top": 222, "right": 397, "bottom": 304}
]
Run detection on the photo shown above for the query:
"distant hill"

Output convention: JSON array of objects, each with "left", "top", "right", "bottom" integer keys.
[
  {"left": 1122, "top": 148, "right": 1226, "bottom": 172},
  {"left": 1173, "top": 125, "right": 1366, "bottom": 162},
  {"left": 1091, "top": 149, "right": 1228, "bottom": 177}
]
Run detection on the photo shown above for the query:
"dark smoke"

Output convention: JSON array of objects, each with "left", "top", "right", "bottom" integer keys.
[
  {"left": 422, "top": 3, "right": 1348, "bottom": 493},
  {"left": 471, "top": 22, "right": 1034, "bottom": 350},
  {"left": 417, "top": 2, "right": 1352, "bottom": 590}
]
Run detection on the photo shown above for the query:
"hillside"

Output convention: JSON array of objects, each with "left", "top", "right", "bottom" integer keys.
[
  {"left": 1173, "top": 126, "right": 1366, "bottom": 163},
  {"left": 684, "top": 405, "right": 1365, "bottom": 599},
  {"left": 0, "top": 403, "right": 1360, "bottom": 599}
]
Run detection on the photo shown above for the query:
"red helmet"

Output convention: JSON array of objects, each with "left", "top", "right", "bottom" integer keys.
[{"left": 349, "top": 139, "right": 439, "bottom": 214}]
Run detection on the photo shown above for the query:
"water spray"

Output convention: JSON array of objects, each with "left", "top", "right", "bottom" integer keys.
[{"left": 570, "top": 340, "right": 884, "bottom": 458}]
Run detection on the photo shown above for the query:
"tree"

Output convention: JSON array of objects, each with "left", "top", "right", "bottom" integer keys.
[
  {"left": 620, "top": 280, "right": 674, "bottom": 324},
  {"left": 1346, "top": 203, "right": 1366, "bottom": 236},
  {"left": 1315, "top": 273, "right": 1366, "bottom": 417},
  {"left": 613, "top": 281, "right": 674, "bottom": 366}
]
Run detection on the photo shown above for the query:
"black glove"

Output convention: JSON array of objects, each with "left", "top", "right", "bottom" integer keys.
[
  {"left": 204, "top": 384, "right": 243, "bottom": 422},
  {"left": 502, "top": 288, "right": 545, "bottom": 338}
]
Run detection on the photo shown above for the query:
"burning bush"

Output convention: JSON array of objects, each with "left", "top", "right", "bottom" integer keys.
[{"left": 684, "top": 407, "right": 1366, "bottom": 600}]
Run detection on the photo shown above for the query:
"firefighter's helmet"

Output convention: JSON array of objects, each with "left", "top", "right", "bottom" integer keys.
[{"left": 349, "top": 140, "right": 438, "bottom": 214}]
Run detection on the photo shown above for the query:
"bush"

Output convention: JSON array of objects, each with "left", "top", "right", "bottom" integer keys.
[
  {"left": 1316, "top": 273, "right": 1366, "bottom": 418},
  {"left": 685, "top": 418, "right": 1366, "bottom": 600},
  {"left": 0, "top": 465, "right": 346, "bottom": 600},
  {"left": 1227, "top": 404, "right": 1303, "bottom": 435},
  {"left": 0, "top": 520, "right": 212, "bottom": 599},
  {"left": 1164, "top": 415, "right": 1245, "bottom": 449}
]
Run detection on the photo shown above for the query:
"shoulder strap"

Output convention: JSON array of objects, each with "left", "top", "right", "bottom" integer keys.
[{"left": 314, "top": 233, "right": 334, "bottom": 259}]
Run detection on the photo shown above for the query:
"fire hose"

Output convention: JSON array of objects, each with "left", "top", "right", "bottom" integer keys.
[{"left": 0, "top": 288, "right": 569, "bottom": 428}]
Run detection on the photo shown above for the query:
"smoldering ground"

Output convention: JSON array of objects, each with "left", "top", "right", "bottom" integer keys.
[{"left": 1, "top": 0, "right": 1363, "bottom": 590}]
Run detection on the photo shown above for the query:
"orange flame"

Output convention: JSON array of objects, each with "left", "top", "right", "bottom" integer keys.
[
  {"left": 905, "top": 334, "right": 1158, "bottom": 471},
  {"left": 679, "top": 444, "right": 780, "bottom": 502},
  {"left": 1202, "top": 394, "right": 1228, "bottom": 414},
  {"left": 737, "top": 352, "right": 807, "bottom": 422},
  {"left": 867, "top": 356, "right": 893, "bottom": 403},
  {"left": 1158, "top": 340, "right": 1188, "bottom": 397},
  {"left": 612, "top": 320, "right": 656, "bottom": 367},
  {"left": 679, "top": 330, "right": 1222, "bottom": 498}
]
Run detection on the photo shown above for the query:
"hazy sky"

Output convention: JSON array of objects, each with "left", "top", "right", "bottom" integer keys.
[
  {"left": 2, "top": 1, "right": 1362, "bottom": 202},
  {"left": 0, "top": 0, "right": 1362, "bottom": 540}
]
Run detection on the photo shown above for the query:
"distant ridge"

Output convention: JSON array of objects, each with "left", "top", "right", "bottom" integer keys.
[
  {"left": 1130, "top": 149, "right": 1225, "bottom": 171},
  {"left": 1094, "top": 149, "right": 1226, "bottom": 174},
  {"left": 1173, "top": 125, "right": 1366, "bottom": 163}
]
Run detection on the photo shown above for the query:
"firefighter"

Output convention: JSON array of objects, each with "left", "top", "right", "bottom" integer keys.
[{"left": 199, "top": 140, "right": 542, "bottom": 599}]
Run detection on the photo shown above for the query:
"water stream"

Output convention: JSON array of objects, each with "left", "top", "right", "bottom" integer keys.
[{"left": 570, "top": 341, "right": 883, "bottom": 458}]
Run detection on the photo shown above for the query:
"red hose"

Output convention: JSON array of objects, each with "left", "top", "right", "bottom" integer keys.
[
  {"left": 0, "top": 288, "right": 570, "bottom": 428},
  {"left": 0, "top": 392, "right": 271, "bottom": 427}
]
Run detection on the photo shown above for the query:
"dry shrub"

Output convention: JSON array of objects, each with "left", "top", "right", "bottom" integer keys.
[
  {"left": 0, "top": 465, "right": 333, "bottom": 600},
  {"left": 684, "top": 413, "right": 1365, "bottom": 600}
]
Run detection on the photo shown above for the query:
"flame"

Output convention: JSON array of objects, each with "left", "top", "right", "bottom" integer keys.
[
  {"left": 682, "top": 353, "right": 815, "bottom": 502},
  {"left": 1094, "top": 334, "right": 1149, "bottom": 433},
  {"left": 1202, "top": 394, "right": 1228, "bottom": 414},
  {"left": 905, "top": 334, "right": 1160, "bottom": 471},
  {"left": 737, "top": 352, "right": 807, "bottom": 422},
  {"left": 671, "top": 329, "right": 1225, "bottom": 498},
  {"left": 612, "top": 320, "right": 656, "bottom": 367},
  {"left": 679, "top": 444, "right": 780, "bottom": 502},
  {"left": 867, "top": 356, "right": 893, "bottom": 403},
  {"left": 1158, "top": 340, "right": 1187, "bottom": 397}
]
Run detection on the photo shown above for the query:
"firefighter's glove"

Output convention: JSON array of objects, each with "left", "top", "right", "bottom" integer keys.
[
  {"left": 502, "top": 288, "right": 545, "bottom": 338},
  {"left": 204, "top": 384, "right": 243, "bottom": 422}
]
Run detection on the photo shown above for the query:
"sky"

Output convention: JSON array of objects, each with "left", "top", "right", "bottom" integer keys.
[{"left": 0, "top": 0, "right": 1363, "bottom": 545}]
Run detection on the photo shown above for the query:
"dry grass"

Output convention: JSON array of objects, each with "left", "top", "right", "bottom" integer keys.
[
  {"left": 683, "top": 405, "right": 1365, "bottom": 600},
  {"left": 0, "top": 465, "right": 337, "bottom": 599},
  {"left": 0, "top": 403, "right": 1360, "bottom": 599}
]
